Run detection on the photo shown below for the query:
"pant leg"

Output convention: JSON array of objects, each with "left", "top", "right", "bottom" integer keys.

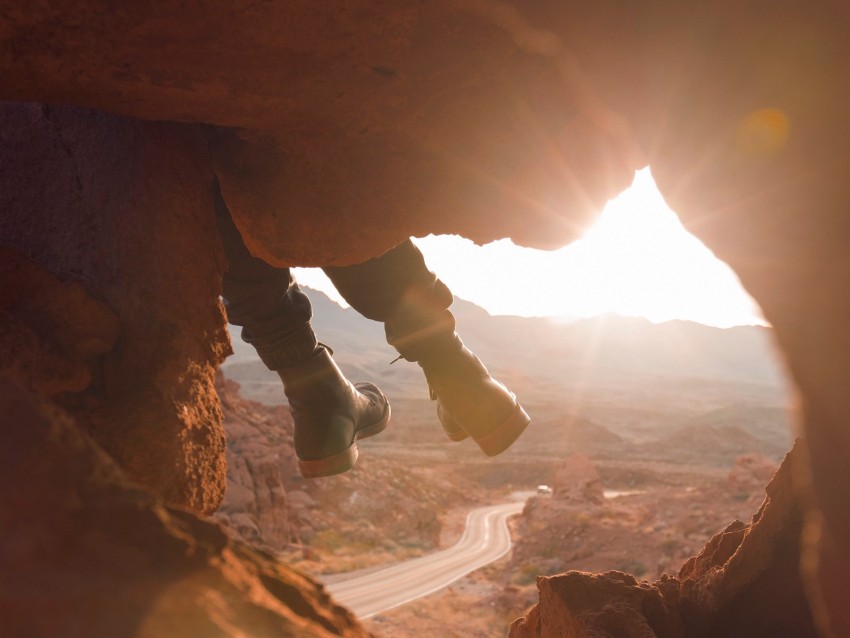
[
  {"left": 323, "top": 239, "right": 456, "bottom": 359},
  {"left": 214, "top": 179, "right": 317, "bottom": 369}
]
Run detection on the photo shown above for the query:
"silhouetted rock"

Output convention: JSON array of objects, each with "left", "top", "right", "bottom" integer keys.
[{"left": 1, "top": 5, "right": 638, "bottom": 264}]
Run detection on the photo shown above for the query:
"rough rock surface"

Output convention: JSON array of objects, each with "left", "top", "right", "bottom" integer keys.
[
  {"left": 510, "top": 443, "right": 817, "bottom": 637},
  {"left": 214, "top": 373, "right": 301, "bottom": 551},
  {"left": 0, "top": 378, "right": 368, "bottom": 638},
  {"left": 0, "top": 247, "right": 120, "bottom": 396},
  {"left": 213, "top": 371, "right": 472, "bottom": 575},
  {"left": 553, "top": 453, "right": 605, "bottom": 504},
  {"left": 0, "top": 102, "right": 228, "bottom": 514},
  {"left": 0, "top": 2, "right": 639, "bottom": 264}
]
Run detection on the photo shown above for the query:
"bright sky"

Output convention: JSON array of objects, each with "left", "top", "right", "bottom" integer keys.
[{"left": 294, "top": 168, "right": 765, "bottom": 328}]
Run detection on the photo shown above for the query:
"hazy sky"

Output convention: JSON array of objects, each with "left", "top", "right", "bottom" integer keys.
[{"left": 294, "top": 169, "right": 765, "bottom": 329}]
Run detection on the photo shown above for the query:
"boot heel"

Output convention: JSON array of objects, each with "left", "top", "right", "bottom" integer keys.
[
  {"left": 472, "top": 404, "right": 531, "bottom": 457},
  {"left": 298, "top": 445, "right": 359, "bottom": 478}
]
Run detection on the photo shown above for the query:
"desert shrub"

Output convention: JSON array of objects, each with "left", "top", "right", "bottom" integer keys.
[
  {"left": 617, "top": 560, "right": 648, "bottom": 577},
  {"left": 512, "top": 562, "right": 542, "bottom": 586},
  {"left": 574, "top": 511, "right": 592, "bottom": 527},
  {"left": 312, "top": 529, "right": 347, "bottom": 551},
  {"left": 660, "top": 539, "right": 680, "bottom": 556}
]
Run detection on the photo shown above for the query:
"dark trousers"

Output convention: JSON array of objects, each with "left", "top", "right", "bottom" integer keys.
[{"left": 214, "top": 181, "right": 454, "bottom": 369}]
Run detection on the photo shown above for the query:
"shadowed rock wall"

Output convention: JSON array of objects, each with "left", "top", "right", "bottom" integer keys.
[
  {"left": 0, "top": 378, "right": 366, "bottom": 638},
  {"left": 0, "top": 1, "right": 639, "bottom": 264},
  {"left": 0, "top": 103, "right": 373, "bottom": 636},
  {"left": 0, "top": 103, "right": 227, "bottom": 513}
]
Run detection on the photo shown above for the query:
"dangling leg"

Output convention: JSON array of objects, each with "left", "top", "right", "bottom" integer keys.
[
  {"left": 214, "top": 179, "right": 390, "bottom": 477},
  {"left": 324, "top": 239, "right": 529, "bottom": 456}
]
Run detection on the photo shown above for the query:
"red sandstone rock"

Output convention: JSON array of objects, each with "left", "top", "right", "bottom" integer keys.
[
  {"left": 0, "top": 103, "right": 228, "bottom": 514},
  {"left": 553, "top": 453, "right": 605, "bottom": 504},
  {"left": 0, "top": 247, "right": 119, "bottom": 395},
  {"left": 214, "top": 373, "right": 301, "bottom": 551},
  {"left": 511, "top": 571, "right": 684, "bottom": 638},
  {"left": 510, "top": 442, "right": 817, "bottom": 638},
  {"left": 0, "top": 378, "right": 369, "bottom": 638},
  {"left": 679, "top": 442, "right": 816, "bottom": 637}
]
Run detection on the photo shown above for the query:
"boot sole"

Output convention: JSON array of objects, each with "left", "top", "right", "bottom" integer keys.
[
  {"left": 297, "top": 403, "right": 391, "bottom": 478},
  {"left": 443, "top": 423, "right": 470, "bottom": 442},
  {"left": 472, "top": 403, "right": 531, "bottom": 457}
]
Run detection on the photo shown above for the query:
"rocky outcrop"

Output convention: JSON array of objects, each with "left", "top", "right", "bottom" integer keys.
[
  {"left": 0, "top": 378, "right": 368, "bottom": 638},
  {"left": 0, "top": 103, "right": 227, "bottom": 514},
  {"left": 510, "top": 443, "right": 817, "bottom": 637},
  {"left": 0, "top": 3, "right": 638, "bottom": 264},
  {"left": 512, "top": 571, "right": 685, "bottom": 638},
  {"left": 727, "top": 454, "right": 778, "bottom": 492},
  {"left": 675, "top": 443, "right": 813, "bottom": 636},
  {"left": 553, "top": 453, "right": 605, "bottom": 504},
  {"left": 214, "top": 371, "right": 471, "bottom": 574},
  {"left": 214, "top": 374, "right": 301, "bottom": 551}
]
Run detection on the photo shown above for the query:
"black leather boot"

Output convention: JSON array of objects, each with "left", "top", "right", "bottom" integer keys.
[
  {"left": 278, "top": 345, "right": 390, "bottom": 478},
  {"left": 411, "top": 334, "right": 530, "bottom": 456}
]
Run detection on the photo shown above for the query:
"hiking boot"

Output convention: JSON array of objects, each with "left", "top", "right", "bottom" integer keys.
[
  {"left": 417, "top": 335, "right": 530, "bottom": 456},
  {"left": 278, "top": 345, "right": 390, "bottom": 478}
]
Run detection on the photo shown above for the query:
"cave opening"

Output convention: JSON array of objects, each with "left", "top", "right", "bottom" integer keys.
[
  {"left": 3, "top": 2, "right": 844, "bottom": 635},
  {"left": 219, "top": 168, "right": 799, "bottom": 636}
]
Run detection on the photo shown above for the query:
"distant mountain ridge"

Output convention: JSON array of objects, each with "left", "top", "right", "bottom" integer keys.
[
  {"left": 228, "top": 287, "right": 785, "bottom": 388},
  {"left": 223, "top": 287, "right": 791, "bottom": 461}
]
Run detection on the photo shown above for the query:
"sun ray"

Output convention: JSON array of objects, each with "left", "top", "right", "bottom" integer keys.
[{"left": 295, "top": 169, "right": 765, "bottom": 329}]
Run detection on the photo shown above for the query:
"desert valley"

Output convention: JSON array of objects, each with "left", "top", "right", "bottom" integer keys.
[{"left": 216, "top": 288, "right": 793, "bottom": 637}]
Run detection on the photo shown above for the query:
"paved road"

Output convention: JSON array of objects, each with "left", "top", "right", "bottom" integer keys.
[{"left": 325, "top": 499, "right": 527, "bottom": 619}]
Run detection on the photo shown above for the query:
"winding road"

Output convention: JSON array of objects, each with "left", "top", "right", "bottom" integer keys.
[{"left": 325, "top": 498, "right": 527, "bottom": 619}]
